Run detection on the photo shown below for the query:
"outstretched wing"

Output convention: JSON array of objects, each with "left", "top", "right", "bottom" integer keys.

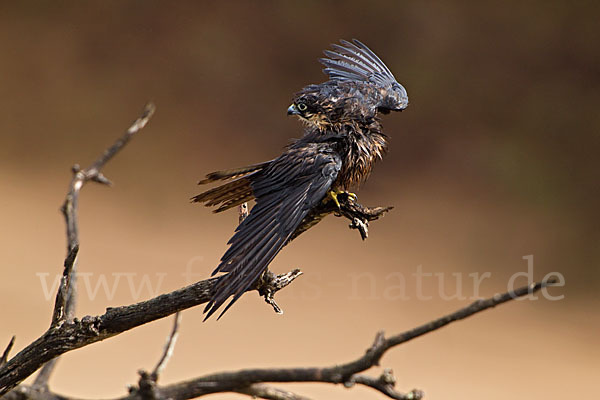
[
  {"left": 204, "top": 145, "right": 341, "bottom": 320},
  {"left": 320, "top": 39, "right": 397, "bottom": 88},
  {"left": 320, "top": 39, "right": 408, "bottom": 112}
]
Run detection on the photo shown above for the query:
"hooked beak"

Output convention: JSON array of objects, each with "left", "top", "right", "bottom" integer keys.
[{"left": 287, "top": 104, "right": 300, "bottom": 116}]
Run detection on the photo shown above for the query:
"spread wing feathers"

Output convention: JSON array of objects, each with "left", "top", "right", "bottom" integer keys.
[
  {"left": 320, "top": 39, "right": 397, "bottom": 88},
  {"left": 203, "top": 149, "right": 341, "bottom": 320}
]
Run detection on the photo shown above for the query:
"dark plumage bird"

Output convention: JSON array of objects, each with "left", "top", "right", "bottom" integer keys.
[{"left": 192, "top": 39, "right": 408, "bottom": 320}]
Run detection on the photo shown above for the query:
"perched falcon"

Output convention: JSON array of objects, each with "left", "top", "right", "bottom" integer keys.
[{"left": 193, "top": 39, "right": 408, "bottom": 320}]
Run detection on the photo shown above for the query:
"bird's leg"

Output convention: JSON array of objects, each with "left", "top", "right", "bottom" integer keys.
[
  {"left": 323, "top": 190, "right": 341, "bottom": 208},
  {"left": 323, "top": 189, "right": 358, "bottom": 209}
]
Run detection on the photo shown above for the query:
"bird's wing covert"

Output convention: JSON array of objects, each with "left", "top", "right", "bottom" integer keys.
[{"left": 204, "top": 147, "right": 341, "bottom": 319}]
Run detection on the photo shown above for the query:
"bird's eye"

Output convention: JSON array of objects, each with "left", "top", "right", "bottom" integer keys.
[{"left": 297, "top": 102, "right": 307, "bottom": 111}]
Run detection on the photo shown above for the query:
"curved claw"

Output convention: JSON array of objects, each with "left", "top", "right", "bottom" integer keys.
[{"left": 346, "top": 192, "right": 358, "bottom": 201}]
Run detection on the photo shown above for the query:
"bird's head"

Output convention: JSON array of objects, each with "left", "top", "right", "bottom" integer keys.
[
  {"left": 287, "top": 89, "right": 335, "bottom": 129},
  {"left": 288, "top": 40, "right": 408, "bottom": 128},
  {"left": 376, "top": 81, "right": 409, "bottom": 114},
  {"left": 287, "top": 92, "right": 319, "bottom": 120}
]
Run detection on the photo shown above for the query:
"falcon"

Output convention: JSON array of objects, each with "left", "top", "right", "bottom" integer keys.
[{"left": 193, "top": 39, "right": 408, "bottom": 319}]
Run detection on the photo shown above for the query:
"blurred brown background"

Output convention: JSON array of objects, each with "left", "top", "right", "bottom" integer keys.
[{"left": 1, "top": 1, "right": 598, "bottom": 399}]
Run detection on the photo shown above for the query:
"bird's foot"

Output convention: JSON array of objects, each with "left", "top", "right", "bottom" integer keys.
[
  {"left": 345, "top": 191, "right": 358, "bottom": 201},
  {"left": 323, "top": 190, "right": 357, "bottom": 209}
]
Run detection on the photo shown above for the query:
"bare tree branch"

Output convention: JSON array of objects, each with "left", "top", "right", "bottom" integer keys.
[
  {"left": 121, "top": 280, "right": 555, "bottom": 400},
  {"left": 3, "top": 280, "right": 557, "bottom": 400},
  {"left": 0, "top": 248, "right": 312, "bottom": 393},
  {"left": 30, "top": 103, "right": 156, "bottom": 392}
]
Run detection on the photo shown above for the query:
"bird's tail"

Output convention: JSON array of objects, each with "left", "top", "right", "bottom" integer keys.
[
  {"left": 197, "top": 161, "right": 271, "bottom": 184},
  {"left": 191, "top": 161, "right": 271, "bottom": 213}
]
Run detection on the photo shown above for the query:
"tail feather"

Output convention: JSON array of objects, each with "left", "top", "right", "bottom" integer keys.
[
  {"left": 192, "top": 177, "right": 255, "bottom": 213},
  {"left": 198, "top": 161, "right": 271, "bottom": 184},
  {"left": 196, "top": 178, "right": 251, "bottom": 204},
  {"left": 192, "top": 161, "right": 272, "bottom": 213}
]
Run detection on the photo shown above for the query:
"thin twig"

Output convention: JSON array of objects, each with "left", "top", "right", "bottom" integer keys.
[
  {"left": 349, "top": 371, "right": 423, "bottom": 400},
  {"left": 238, "top": 203, "right": 249, "bottom": 224},
  {"left": 235, "top": 384, "right": 312, "bottom": 400},
  {"left": 31, "top": 103, "right": 156, "bottom": 391},
  {"left": 152, "top": 312, "right": 182, "bottom": 379},
  {"left": 135, "top": 312, "right": 182, "bottom": 399},
  {"left": 0, "top": 337, "right": 15, "bottom": 367},
  {"left": 61, "top": 102, "right": 156, "bottom": 254}
]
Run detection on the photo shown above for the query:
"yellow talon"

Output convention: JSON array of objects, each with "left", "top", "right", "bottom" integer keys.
[{"left": 323, "top": 190, "right": 357, "bottom": 208}]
